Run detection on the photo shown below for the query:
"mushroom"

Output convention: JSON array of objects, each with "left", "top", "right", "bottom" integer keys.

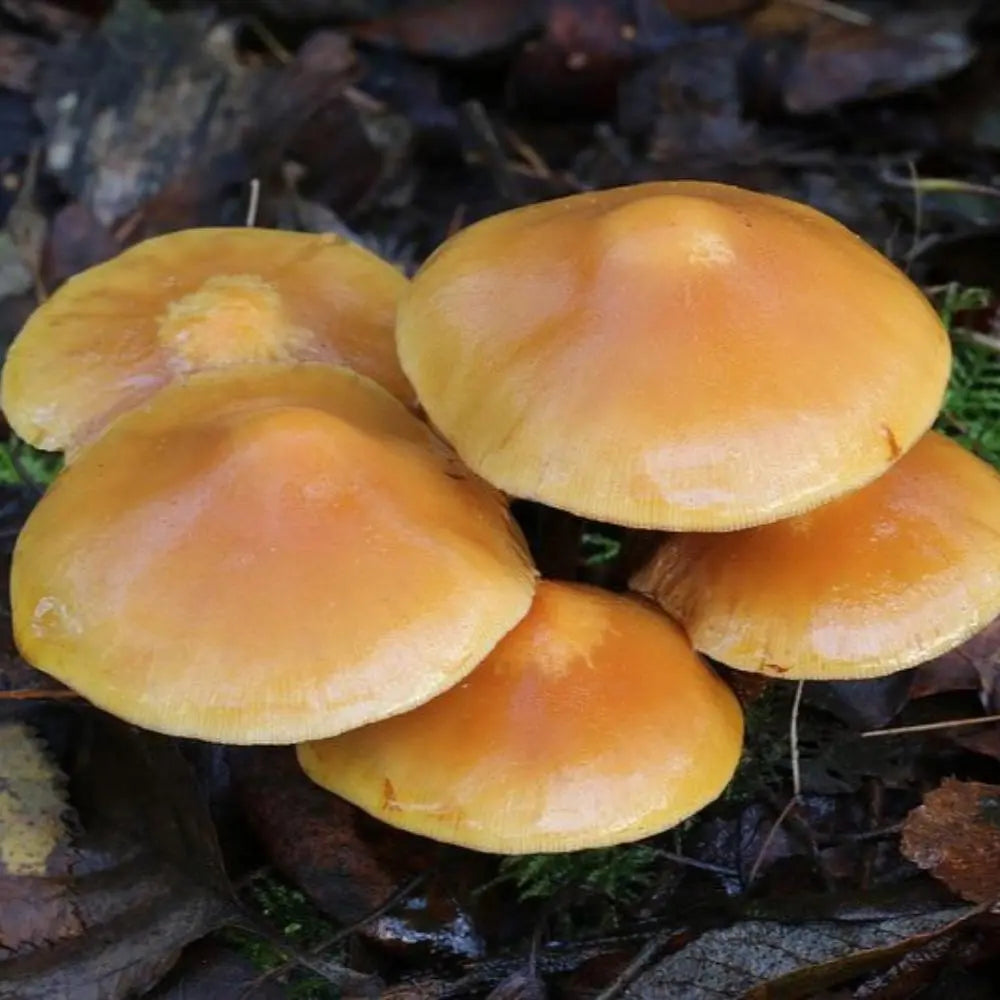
[
  {"left": 2, "top": 228, "right": 413, "bottom": 457},
  {"left": 297, "top": 580, "right": 744, "bottom": 853},
  {"left": 631, "top": 432, "right": 1000, "bottom": 680},
  {"left": 11, "top": 363, "right": 537, "bottom": 743},
  {"left": 395, "top": 181, "right": 950, "bottom": 531}
]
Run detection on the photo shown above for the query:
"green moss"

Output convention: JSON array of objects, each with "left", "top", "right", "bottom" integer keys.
[
  {"left": 221, "top": 872, "right": 341, "bottom": 1000},
  {"left": 493, "top": 844, "right": 659, "bottom": 904},
  {"left": 933, "top": 284, "right": 1000, "bottom": 469},
  {"left": 0, "top": 435, "right": 61, "bottom": 489}
]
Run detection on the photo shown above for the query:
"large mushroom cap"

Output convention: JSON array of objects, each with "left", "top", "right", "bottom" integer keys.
[
  {"left": 297, "top": 580, "right": 744, "bottom": 853},
  {"left": 2, "top": 228, "right": 413, "bottom": 455},
  {"left": 11, "top": 364, "right": 536, "bottom": 744},
  {"left": 632, "top": 431, "right": 1000, "bottom": 680},
  {"left": 396, "top": 181, "right": 951, "bottom": 530}
]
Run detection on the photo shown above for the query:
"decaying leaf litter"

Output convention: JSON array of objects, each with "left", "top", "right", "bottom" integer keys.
[{"left": 5, "top": 0, "right": 1000, "bottom": 996}]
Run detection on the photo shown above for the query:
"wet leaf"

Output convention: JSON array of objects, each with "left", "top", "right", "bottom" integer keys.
[
  {"left": 805, "top": 674, "right": 915, "bottom": 731},
  {"left": 750, "top": 2, "right": 976, "bottom": 115},
  {"left": 0, "top": 33, "right": 43, "bottom": 93},
  {"left": 144, "top": 939, "right": 289, "bottom": 999},
  {"left": 901, "top": 779, "right": 1000, "bottom": 904},
  {"left": 618, "top": 24, "right": 755, "bottom": 162},
  {"left": 351, "top": 0, "right": 545, "bottom": 59},
  {"left": 40, "top": 203, "right": 121, "bottom": 291},
  {"left": 623, "top": 906, "right": 977, "bottom": 999},
  {"left": 912, "top": 616, "right": 1000, "bottom": 710},
  {"left": 35, "top": 0, "right": 269, "bottom": 226},
  {"left": 0, "top": 710, "right": 238, "bottom": 999}
]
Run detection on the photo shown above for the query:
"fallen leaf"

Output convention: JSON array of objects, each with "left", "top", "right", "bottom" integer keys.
[
  {"left": 144, "top": 939, "right": 289, "bottom": 1000},
  {"left": 912, "top": 615, "right": 1000, "bottom": 709},
  {"left": 41, "top": 203, "right": 121, "bottom": 291},
  {"left": 351, "top": 0, "right": 545, "bottom": 59},
  {"left": 35, "top": 1, "right": 269, "bottom": 226},
  {"left": 0, "top": 33, "right": 43, "bottom": 93},
  {"left": 617, "top": 24, "right": 756, "bottom": 162},
  {"left": 0, "top": 721, "right": 79, "bottom": 955},
  {"left": 805, "top": 674, "right": 915, "bottom": 731},
  {"left": 901, "top": 778, "right": 1000, "bottom": 905},
  {"left": 0, "top": 710, "right": 238, "bottom": 999},
  {"left": 749, "top": 3, "right": 976, "bottom": 115},
  {"left": 623, "top": 906, "right": 978, "bottom": 999}
]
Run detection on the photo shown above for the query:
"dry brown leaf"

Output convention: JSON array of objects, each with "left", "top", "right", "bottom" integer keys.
[
  {"left": 911, "top": 616, "right": 1000, "bottom": 708},
  {"left": 0, "top": 712, "right": 237, "bottom": 999},
  {"left": 901, "top": 778, "right": 1000, "bottom": 904}
]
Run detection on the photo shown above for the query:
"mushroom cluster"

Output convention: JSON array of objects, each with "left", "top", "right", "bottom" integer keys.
[{"left": 5, "top": 180, "right": 999, "bottom": 856}]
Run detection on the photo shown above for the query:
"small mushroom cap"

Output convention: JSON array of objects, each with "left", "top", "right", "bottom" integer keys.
[
  {"left": 11, "top": 364, "right": 536, "bottom": 744},
  {"left": 2, "top": 228, "right": 413, "bottom": 454},
  {"left": 396, "top": 181, "right": 950, "bottom": 530},
  {"left": 632, "top": 432, "right": 1000, "bottom": 680},
  {"left": 297, "top": 580, "right": 744, "bottom": 854}
]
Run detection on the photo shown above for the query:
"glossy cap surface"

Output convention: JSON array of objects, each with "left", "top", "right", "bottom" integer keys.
[
  {"left": 11, "top": 364, "right": 536, "bottom": 743},
  {"left": 632, "top": 432, "right": 1000, "bottom": 679},
  {"left": 2, "top": 228, "right": 413, "bottom": 454},
  {"left": 298, "top": 580, "right": 743, "bottom": 853},
  {"left": 396, "top": 182, "right": 951, "bottom": 530}
]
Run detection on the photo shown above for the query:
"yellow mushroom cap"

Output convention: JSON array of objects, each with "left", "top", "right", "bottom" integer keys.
[
  {"left": 297, "top": 580, "right": 744, "bottom": 853},
  {"left": 10, "top": 364, "right": 536, "bottom": 744},
  {"left": 396, "top": 181, "right": 950, "bottom": 530},
  {"left": 632, "top": 432, "right": 1000, "bottom": 680},
  {"left": 1, "top": 228, "right": 413, "bottom": 455}
]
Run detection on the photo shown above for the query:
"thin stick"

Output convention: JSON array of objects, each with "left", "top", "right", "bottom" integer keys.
[
  {"left": 862, "top": 713, "right": 1000, "bottom": 738},
  {"left": 747, "top": 796, "right": 799, "bottom": 885},
  {"left": 659, "top": 851, "right": 738, "bottom": 877},
  {"left": 787, "top": 0, "right": 872, "bottom": 25},
  {"left": 239, "top": 872, "right": 425, "bottom": 998},
  {"left": 0, "top": 688, "right": 80, "bottom": 701},
  {"left": 592, "top": 927, "right": 675, "bottom": 1000},
  {"left": 748, "top": 681, "right": 805, "bottom": 885},
  {"left": 245, "top": 178, "right": 261, "bottom": 228},
  {"left": 790, "top": 680, "right": 804, "bottom": 798}
]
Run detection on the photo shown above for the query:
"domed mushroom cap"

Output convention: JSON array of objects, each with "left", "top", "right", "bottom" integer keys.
[
  {"left": 297, "top": 580, "right": 744, "bottom": 853},
  {"left": 396, "top": 181, "right": 950, "bottom": 530},
  {"left": 11, "top": 364, "right": 536, "bottom": 744},
  {"left": 632, "top": 432, "right": 1000, "bottom": 680},
  {"left": 2, "top": 228, "right": 413, "bottom": 455}
]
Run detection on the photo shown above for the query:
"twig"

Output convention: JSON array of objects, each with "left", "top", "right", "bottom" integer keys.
[
  {"left": 879, "top": 168, "right": 1000, "bottom": 199},
  {"left": 748, "top": 681, "right": 805, "bottom": 884},
  {"left": 240, "top": 872, "right": 426, "bottom": 998},
  {"left": 0, "top": 688, "right": 80, "bottom": 700},
  {"left": 747, "top": 795, "right": 799, "bottom": 885},
  {"left": 658, "top": 851, "right": 738, "bottom": 877},
  {"left": 862, "top": 713, "right": 1000, "bottom": 738},
  {"left": 790, "top": 680, "right": 804, "bottom": 798},
  {"left": 236, "top": 912, "right": 380, "bottom": 997},
  {"left": 787, "top": 0, "right": 872, "bottom": 25},
  {"left": 245, "top": 178, "right": 261, "bottom": 228},
  {"left": 461, "top": 100, "right": 524, "bottom": 205},
  {"left": 592, "top": 926, "right": 675, "bottom": 1000}
]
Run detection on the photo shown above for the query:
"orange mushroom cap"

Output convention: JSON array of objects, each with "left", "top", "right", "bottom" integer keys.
[
  {"left": 297, "top": 580, "right": 744, "bottom": 853},
  {"left": 632, "top": 431, "right": 1000, "bottom": 680},
  {"left": 10, "top": 364, "right": 536, "bottom": 744},
  {"left": 396, "top": 181, "right": 950, "bottom": 530},
  {"left": 1, "top": 228, "right": 414, "bottom": 455}
]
